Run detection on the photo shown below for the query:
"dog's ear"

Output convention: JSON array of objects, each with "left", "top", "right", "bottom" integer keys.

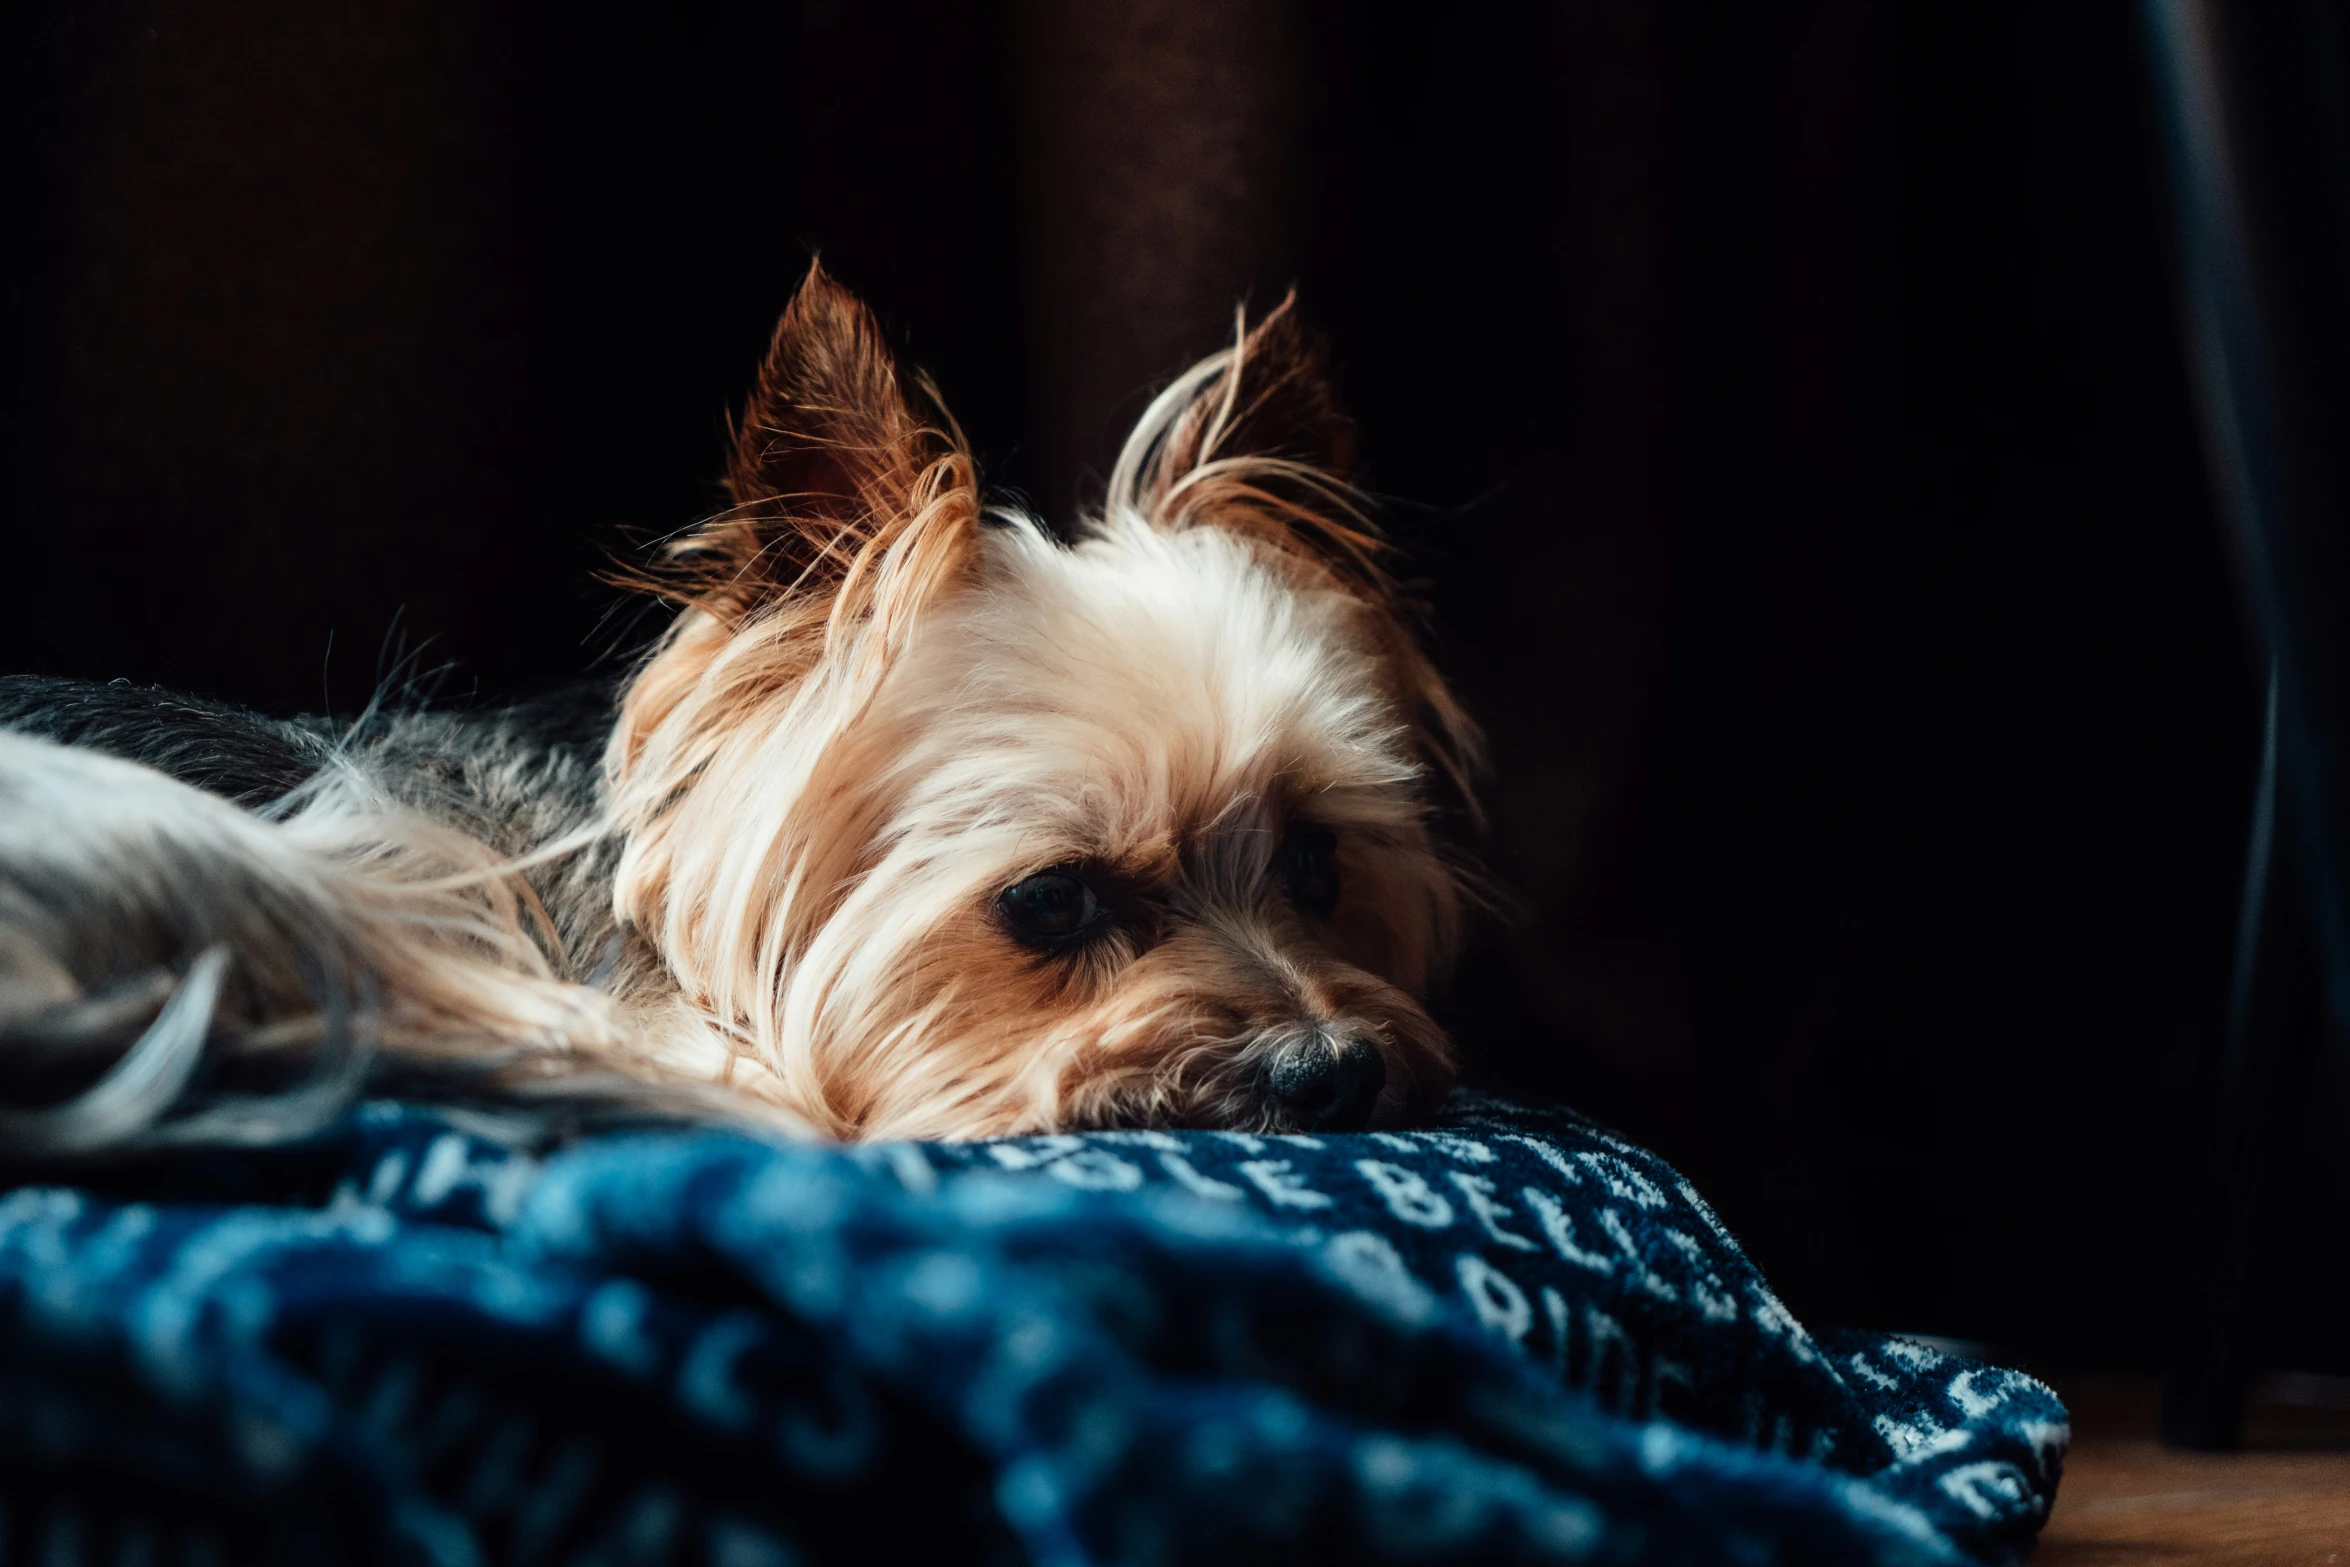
[
  {"left": 1105, "top": 293, "right": 1392, "bottom": 596},
  {"left": 1113, "top": 292, "right": 1356, "bottom": 498},
  {"left": 645, "top": 262, "right": 979, "bottom": 632},
  {"left": 1109, "top": 296, "right": 1483, "bottom": 814}
]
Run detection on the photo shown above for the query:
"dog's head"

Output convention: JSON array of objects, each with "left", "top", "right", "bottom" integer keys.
[{"left": 608, "top": 266, "right": 1477, "bottom": 1139}]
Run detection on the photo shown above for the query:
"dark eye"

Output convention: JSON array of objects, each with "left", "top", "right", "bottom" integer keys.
[
  {"left": 997, "top": 867, "right": 1109, "bottom": 948},
  {"left": 1277, "top": 821, "right": 1340, "bottom": 919}
]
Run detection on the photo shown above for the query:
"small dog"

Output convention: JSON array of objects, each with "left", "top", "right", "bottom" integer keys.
[{"left": 0, "top": 266, "right": 1477, "bottom": 1151}]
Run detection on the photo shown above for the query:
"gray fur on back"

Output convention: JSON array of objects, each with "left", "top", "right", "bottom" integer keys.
[
  {"left": 0, "top": 675, "right": 623, "bottom": 979},
  {"left": 0, "top": 676, "right": 654, "bottom": 1161}
]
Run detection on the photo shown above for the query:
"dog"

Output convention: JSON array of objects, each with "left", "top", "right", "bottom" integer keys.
[{"left": 0, "top": 265, "right": 1478, "bottom": 1153}]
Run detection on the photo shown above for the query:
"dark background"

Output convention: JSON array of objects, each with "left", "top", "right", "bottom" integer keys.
[{"left": 6, "top": 2, "right": 2344, "bottom": 1371}]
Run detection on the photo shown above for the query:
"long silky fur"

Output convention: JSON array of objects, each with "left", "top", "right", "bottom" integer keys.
[{"left": 0, "top": 266, "right": 1479, "bottom": 1158}]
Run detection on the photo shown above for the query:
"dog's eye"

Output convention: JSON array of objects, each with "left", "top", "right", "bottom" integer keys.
[
  {"left": 1278, "top": 821, "right": 1340, "bottom": 919},
  {"left": 998, "top": 868, "right": 1108, "bottom": 947}
]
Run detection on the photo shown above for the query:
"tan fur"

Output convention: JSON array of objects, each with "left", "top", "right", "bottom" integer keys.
[
  {"left": 3, "top": 266, "right": 1478, "bottom": 1147},
  {"left": 596, "top": 268, "right": 1477, "bottom": 1137},
  {"left": 0, "top": 736, "right": 771, "bottom": 1155}
]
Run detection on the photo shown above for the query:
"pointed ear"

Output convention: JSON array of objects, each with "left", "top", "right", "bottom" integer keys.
[
  {"left": 1108, "top": 296, "right": 1484, "bottom": 816},
  {"left": 647, "top": 262, "right": 979, "bottom": 630},
  {"left": 1110, "top": 291, "right": 1354, "bottom": 506},
  {"left": 1105, "top": 293, "right": 1389, "bottom": 589}
]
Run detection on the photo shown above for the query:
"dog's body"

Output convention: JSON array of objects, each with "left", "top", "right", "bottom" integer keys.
[
  {"left": 0, "top": 269, "right": 1477, "bottom": 1154},
  {"left": 0, "top": 673, "right": 622, "bottom": 960}
]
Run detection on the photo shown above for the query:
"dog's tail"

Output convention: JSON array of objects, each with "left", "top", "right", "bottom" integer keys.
[{"left": 0, "top": 733, "right": 788, "bottom": 1165}]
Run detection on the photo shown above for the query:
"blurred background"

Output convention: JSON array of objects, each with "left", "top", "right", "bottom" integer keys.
[{"left": 5, "top": 2, "right": 2345, "bottom": 1379}]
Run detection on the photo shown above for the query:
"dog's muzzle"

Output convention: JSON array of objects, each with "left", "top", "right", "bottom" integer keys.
[{"left": 1265, "top": 1029, "right": 1386, "bottom": 1132}]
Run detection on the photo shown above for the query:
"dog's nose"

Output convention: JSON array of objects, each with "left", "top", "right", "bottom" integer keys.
[{"left": 1266, "top": 1032, "right": 1386, "bottom": 1131}]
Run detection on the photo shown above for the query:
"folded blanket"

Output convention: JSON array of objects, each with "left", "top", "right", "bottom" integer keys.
[{"left": 0, "top": 1092, "right": 2063, "bottom": 1565}]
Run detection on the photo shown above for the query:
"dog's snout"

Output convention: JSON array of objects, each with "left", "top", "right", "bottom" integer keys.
[{"left": 1266, "top": 1031, "right": 1385, "bottom": 1131}]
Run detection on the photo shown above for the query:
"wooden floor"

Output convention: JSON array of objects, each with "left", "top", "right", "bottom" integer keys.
[{"left": 2036, "top": 1374, "right": 2350, "bottom": 1565}]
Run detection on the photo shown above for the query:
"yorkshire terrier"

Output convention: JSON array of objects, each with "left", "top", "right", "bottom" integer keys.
[{"left": 0, "top": 265, "right": 1478, "bottom": 1152}]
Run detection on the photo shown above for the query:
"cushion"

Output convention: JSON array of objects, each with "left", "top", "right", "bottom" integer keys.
[{"left": 0, "top": 1091, "right": 2065, "bottom": 1564}]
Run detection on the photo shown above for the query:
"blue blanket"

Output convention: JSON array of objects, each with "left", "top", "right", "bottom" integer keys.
[{"left": 0, "top": 1092, "right": 2064, "bottom": 1565}]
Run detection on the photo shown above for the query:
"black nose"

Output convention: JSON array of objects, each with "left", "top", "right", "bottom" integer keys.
[{"left": 1266, "top": 1033, "right": 1387, "bottom": 1131}]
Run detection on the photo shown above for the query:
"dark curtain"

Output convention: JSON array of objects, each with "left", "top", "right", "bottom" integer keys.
[{"left": 7, "top": 1, "right": 2345, "bottom": 1371}]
